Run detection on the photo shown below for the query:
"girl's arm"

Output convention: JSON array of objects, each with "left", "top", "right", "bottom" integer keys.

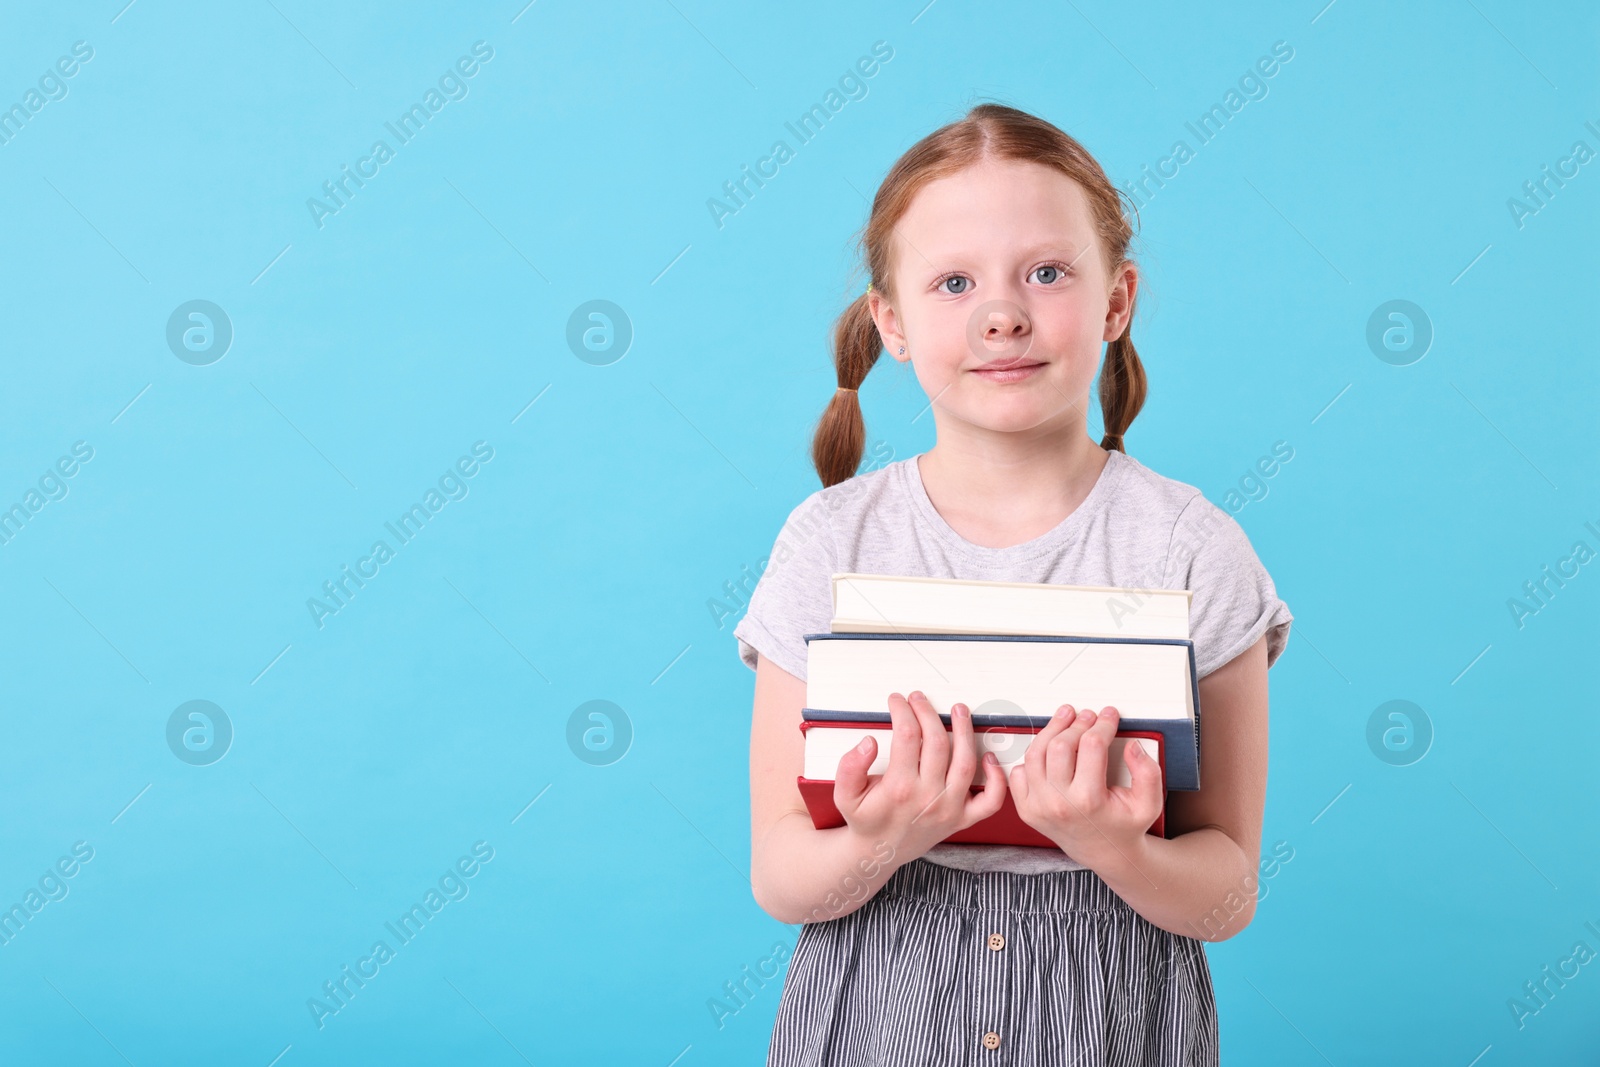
[
  {"left": 747, "top": 655, "right": 1007, "bottom": 925},
  {"left": 1078, "top": 634, "right": 1271, "bottom": 942},
  {"left": 748, "top": 655, "right": 903, "bottom": 925}
]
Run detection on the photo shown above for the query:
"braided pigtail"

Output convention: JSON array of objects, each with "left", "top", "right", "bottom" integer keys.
[
  {"left": 810, "top": 292, "right": 883, "bottom": 488},
  {"left": 1097, "top": 322, "right": 1147, "bottom": 454}
]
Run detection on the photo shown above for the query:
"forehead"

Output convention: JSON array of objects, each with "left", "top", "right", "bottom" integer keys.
[{"left": 891, "top": 157, "right": 1098, "bottom": 268}]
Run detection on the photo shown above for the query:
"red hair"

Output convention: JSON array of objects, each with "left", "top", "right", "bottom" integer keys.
[{"left": 811, "top": 103, "right": 1147, "bottom": 488}]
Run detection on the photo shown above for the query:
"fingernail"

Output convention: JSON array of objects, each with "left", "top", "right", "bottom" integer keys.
[
  {"left": 983, "top": 752, "right": 997, "bottom": 765},
  {"left": 857, "top": 738, "right": 872, "bottom": 752},
  {"left": 909, "top": 690, "right": 923, "bottom": 701},
  {"left": 1081, "top": 709, "right": 1097, "bottom": 723},
  {"left": 954, "top": 703, "right": 969, "bottom": 717},
  {"left": 1056, "top": 705, "right": 1074, "bottom": 720}
]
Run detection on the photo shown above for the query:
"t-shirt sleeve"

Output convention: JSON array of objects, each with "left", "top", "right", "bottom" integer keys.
[
  {"left": 1166, "top": 492, "right": 1293, "bottom": 680},
  {"left": 733, "top": 493, "right": 837, "bottom": 681}
]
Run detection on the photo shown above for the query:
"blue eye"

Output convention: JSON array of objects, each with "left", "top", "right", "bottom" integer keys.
[{"left": 935, "top": 263, "right": 1072, "bottom": 294}]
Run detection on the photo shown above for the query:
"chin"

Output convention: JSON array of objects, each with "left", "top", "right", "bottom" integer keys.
[{"left": 957, "top": 402, "right": 1058, "bottom": 433}]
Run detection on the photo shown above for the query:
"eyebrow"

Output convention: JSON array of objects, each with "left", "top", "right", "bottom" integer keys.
[
  {"left": 921, "top": 241, "right": 1081, "bottom": 263},
  {"left": 910, "top": 243, "right": 1086, "bottom": 273},
  {"left": 1019, "top": 242, "right": 1083, "bottom": 260}
]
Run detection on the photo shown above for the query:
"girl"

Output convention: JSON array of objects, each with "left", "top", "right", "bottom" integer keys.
[{"left": 735, "top": 103, "right": 1293, "bottom": 1066}]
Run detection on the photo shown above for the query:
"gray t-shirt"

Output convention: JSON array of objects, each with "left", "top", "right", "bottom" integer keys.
[{"left": 734, "top": 448, "right": 1293, "bottom": 876}]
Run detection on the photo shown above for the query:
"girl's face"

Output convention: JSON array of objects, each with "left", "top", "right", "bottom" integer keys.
[{"left": 870, "top": 157, "right": 1136, "bottom": 440}]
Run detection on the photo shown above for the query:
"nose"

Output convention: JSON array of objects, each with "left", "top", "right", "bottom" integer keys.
[
  {"left": 965, "top": 298, "right": 1033, "bottom": 366},
  {"left": 981, "top": 307, "right": 1026, "bottom": 344}
]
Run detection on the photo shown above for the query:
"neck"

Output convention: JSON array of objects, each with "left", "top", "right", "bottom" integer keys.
[{"left": 917, "top": 425, "right": 1110, "bottom": 544}]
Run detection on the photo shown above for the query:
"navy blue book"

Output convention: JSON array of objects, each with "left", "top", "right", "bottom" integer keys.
[{"left": 802, "top": 631, "right": 1202, "bottom": 791}]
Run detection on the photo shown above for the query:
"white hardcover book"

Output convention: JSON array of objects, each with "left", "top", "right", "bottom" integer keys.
[
  {"left": 830, "top": 572, "right": 1191, "bottom": 641},
  {"left": 805, "top": 633, "right": 1196, "bottom": 723}
]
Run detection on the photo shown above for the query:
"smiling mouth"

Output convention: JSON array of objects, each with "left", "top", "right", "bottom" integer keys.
[{"left": 971, "top": 360, "right": 1045, "bottom": 379}]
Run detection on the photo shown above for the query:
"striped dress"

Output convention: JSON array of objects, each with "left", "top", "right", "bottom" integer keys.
[{"left": 766, "top": 858, "right": 1219, "bottom": 1065}]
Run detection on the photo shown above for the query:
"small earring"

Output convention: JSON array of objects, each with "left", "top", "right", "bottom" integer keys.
[{"left": 898, "top": 347, "right": 905, "bottom": 355}]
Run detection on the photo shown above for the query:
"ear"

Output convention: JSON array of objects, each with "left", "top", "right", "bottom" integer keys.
[
  {"left": 1103, "top": 261, "right": 1138, "bottom": 342},
  {"left": 868, "top": 292, "right": 910, "bottom": 363}
]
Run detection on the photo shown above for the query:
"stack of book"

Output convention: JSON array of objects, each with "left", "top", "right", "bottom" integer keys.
[{"left": 798, "top": 573, "right": 1203, "bottom": 848}]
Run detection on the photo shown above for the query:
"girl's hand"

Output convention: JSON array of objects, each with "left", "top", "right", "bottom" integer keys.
[
  {"left": 832, "top": 690, "right": 1008, "bottom": 859},
  {"left": 1008, "top": 704, "right": 1164, "bottom": 868}
]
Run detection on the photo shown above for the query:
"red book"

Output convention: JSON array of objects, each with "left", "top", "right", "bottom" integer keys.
[{"left": 797, "top": 720, "right": 1166, "bottom": 847}]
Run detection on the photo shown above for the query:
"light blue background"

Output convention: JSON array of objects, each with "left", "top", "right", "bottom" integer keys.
[{"left": 1, "top": 1, "right": 1596, "bottom": 1063}]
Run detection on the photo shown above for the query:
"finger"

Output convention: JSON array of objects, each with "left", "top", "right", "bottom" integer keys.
[
  {"left": 1067, "top": 707, "right": 1119, "bottom": 795},
  {"left": 977, "top": 724, "right": 1026, "bottom": 789},
  {"left": 1120, "top": 738, "right": 1166, "bottom": 827},
  {"left": 945, "top": 700, "right": 979, "bottom": 794},
  {"left": 883, "top": 691, "right": 923, "bottom": 785},
  {"left": 1022, "top": 703, "right": 1077, "bottom": 786},
  {"left": 908, "top": 690, "right": 951, "bottom": 787},
  {"left": 832, "top": 732, "right": 879, "bottom": 815},
  {"left": 964, "top": 751, "right": 1009, "bottom": 823},
  {"left": 1037, "top": 706, "right": 1096, "bottom": 789},
  {"left": 1007, "top": 759, "right": 1029, "bottom": 805}
]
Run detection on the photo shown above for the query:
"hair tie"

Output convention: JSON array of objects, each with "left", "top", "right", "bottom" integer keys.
[
  {"left": 836, "top": 385, "right": 857, "bottom": 393},
  {"left": 866, "top": 282, "right": 873, "bottom": 293}
]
